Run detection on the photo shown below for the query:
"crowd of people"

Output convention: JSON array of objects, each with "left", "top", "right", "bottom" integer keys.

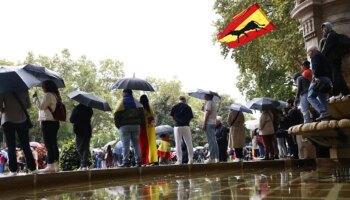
[{"left": 0, "top": 21, "right": 349, "bottom": 175}]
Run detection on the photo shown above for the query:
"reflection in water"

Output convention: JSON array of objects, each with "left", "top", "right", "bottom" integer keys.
[{"left": 4, "top": 169, "right": 350, "bottom": 199}]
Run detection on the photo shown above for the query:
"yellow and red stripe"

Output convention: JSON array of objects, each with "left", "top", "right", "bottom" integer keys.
[{"left": 218, "top": 3, "right": 276, "bottom": 48}]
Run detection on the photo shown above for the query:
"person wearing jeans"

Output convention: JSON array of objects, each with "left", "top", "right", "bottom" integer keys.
[
  {"left": 306, "top": 46, "right": 332, "bottom": 120},
  {"left": 203, "top": 94, "right": 219, "bottom": 163},
  {"left": 294, "top": 72, "right": 311, "bottom": 123},
  {"left": 0, "top": 91, "right": 37, "bottom": 175},
  {"left": 114, "top": 89, "right": 144, "bottom": 168},
  {"left": 120, "top": 125, "right": 141, "bottom": 167}
]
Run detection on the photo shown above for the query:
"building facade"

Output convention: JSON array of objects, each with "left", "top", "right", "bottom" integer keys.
[{"left": 291, "top": 0, "right": 350, "bottom": 84}]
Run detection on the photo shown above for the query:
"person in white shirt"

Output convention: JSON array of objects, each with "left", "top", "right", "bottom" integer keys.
[
  {"left": 202, "top": 94, "right": 219, "bottom": 163},
  {"left": 33, "top": 80, "right": 60, "bottom": 173}
]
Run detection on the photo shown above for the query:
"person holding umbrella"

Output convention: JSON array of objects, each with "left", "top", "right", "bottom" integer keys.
[
  {"left": 0, "top": 90, "right": 37, "bottom": 175},
  {"left": 139, "top": 95, "right": 158, "bottom": 166},
  {"left": 70, "top": 103, "right": 93, "bottom": 170},
  {"left": 68, "top": 90, "right": 112, "bottom": 170},
  {"left": 32, "top": 80, "right": 61, "bottom": 172},
  {"left": 114, "top": 89, "right": 144, "bottom": 167}
]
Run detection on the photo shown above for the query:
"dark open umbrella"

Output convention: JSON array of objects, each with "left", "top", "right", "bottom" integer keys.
[
  {"left": 67, "top": 91, "right": 112, "bottom": 111},
  {"left": 0, "top": 66, "right": 41, "bottom": 93},
  {"left": 228, "top": 104, "right": 253, "bottom": 114},
  {"left": 188, "top": 89, "right": 221, "bottom": 101},
  {"left": 110, "top": 77, "right": 155, "bottom": 91},
  {"left": 155, "top": 125, "right": 174, "bottom": 135},
  {"left": 246, "top": 97, "right": 280, "bottom": 110},
  {"left": 22, "top": 64, "right": 65, "bottom": 88}
]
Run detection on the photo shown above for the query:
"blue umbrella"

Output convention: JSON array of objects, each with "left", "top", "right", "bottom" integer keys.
[
  {"left": 22, "top": 64, "right": 65, "bottom": 88},
  {"left": 68, "top": 91, "right": 112, "bottom": 111},
  {"left": 188, "top": 89, "right": 221, "bottom": 101},
  {"left": 228, "top": 104, "right": 253, "bottom": 114},
  {"left": 246, "top": 97, "right": 280, "bottom": 111},
  {"left": 0, "top": 66, "right": 41, "bottom": 93}
]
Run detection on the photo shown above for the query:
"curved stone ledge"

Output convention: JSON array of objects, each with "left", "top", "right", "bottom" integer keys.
[
  {"left": 328, "top": 97, "right": 350, "bottom": 119},
  {"left": 288, "top": 120, "right": 350, "bottom": 147}
]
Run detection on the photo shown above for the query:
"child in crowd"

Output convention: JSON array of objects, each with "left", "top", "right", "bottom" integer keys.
[{"left": 157, "top": 133, "right": 171, "bottom": 165}]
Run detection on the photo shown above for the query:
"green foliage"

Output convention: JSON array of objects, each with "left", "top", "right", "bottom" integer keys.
[
  {"left": 59, "top": 139, "right": 80, "bottom": 171},
  {"left": 19, "top": 49, "right": 124, "bottom": 147},
  {"left": 213, "top": 0, "right": 304, "bottom": 101}
]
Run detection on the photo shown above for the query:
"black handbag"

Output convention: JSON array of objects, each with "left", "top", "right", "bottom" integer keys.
[{"left": 12, "top": 92, "right": 33, "bottom": 129}]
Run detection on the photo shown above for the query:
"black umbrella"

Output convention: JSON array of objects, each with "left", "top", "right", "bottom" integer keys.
[
  {"left": 22, "top": 64, "right": 65, "bottom": 88},
  {"left": 110, "top": 77, "right": 155, "bottom": 91},
  {"left": 0, "top": 66, "right": 41, "bottom": 93},
  {"left": 246, "top": 97, "right": 280, "bottom": 110},
  {"left": 188, "top": 89, "right": 221, "bottom": 101},
  {"left": 67, "top": 91, "right": 112, "bottom": 111}
]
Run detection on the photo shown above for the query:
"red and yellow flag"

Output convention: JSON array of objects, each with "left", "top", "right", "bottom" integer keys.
[{"left": 218, "top": 3, "right": 275, "bottom": 48}]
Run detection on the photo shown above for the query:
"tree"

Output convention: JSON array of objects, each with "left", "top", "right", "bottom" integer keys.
[
  {"left": 213, "top": 0, "right": 305, "bottom": 101},
  {"left": 21, "top": 49, "right": 124, "bottom": 147}
]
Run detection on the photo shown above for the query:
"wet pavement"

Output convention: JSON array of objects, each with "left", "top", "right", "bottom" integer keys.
[{"left": 2, "top": 167, "right": 350, "bottom": 199}]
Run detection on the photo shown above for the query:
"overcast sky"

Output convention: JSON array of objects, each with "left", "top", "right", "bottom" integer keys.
[{"left": 0, "top": 0, "right": 246, "bottom": 104}]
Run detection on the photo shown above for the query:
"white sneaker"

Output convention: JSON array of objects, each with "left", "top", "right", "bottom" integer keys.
[
  {"left": 204, "top": 159, "right": 214, "bottom": 164},
  {"left": 77, "top": 167, "right": 87, "bottom": 171},
  {"left": 174, "top": 161, "right": 182, "bottom": 165},
  {"left": 30, "top": 170, "right": 38, "bottom": 174},
  {"left": 53, "top": 162, "right": 59, "bottom": 172},
  {"left": 341, "top": 94, "right": 350, "bottom": 101},
  {"left": 39, "top": 164, "right": 55, "bottom": 173},
  {"left": 187, "top": 160, "right": 194, "bottom": 165},
  {"left": 8, "top": 171, "right": 17, "bottom": 176},
  {"left": 215, "top": 159, "right": 219, "bottom": 163}
]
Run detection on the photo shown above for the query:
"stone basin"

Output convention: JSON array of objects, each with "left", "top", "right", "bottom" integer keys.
[{"left": 289, "top": 120, "right": 350, "bottom": 159}]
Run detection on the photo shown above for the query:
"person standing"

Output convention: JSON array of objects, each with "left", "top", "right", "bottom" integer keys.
[
  {"left": 294, "top": 72, "right": 311, "bottom": 123},
  {"left": 70, "top": 103, "right": 93, "bottom": 171},
  {"left": 259, "top": 110, "right": 275, "bottom": 160},
  {"left": 227, "top": 110, "right": 245, "bottom": 162},
  {"left": 114, "top": 89, "right": 144, "bottom": 168},
  {"left": 320, "top": 22, "right": 350, "bottom": 99},
  {"left": 157, "top": 133, "right": 171, "bottom": 165},
  {"left": 301, "top": 60, "right": 313, "bottom": 81},
  {"left": 0, "top": 91, "right": 37, "bottom": 175},
  {"left": 306, "top": 46, "right": 333, "bottom": 120},
  {"left": 202, "top": 94, "right": 219, "bottom": 164},
  {"left": 33, "top": 80, "right": 61, "bottom": 173},
  {"left": 170, "top": 96, "right": 194, "bottom": 165},
  {"left": 215, "top": 116, "right": 228, "bottom": 162},
  {"left": 139, "top": 95, "right": 158, "bottom": 166},
  {"left": 105, "top": 145, "right": 113, "bottom": 168}
]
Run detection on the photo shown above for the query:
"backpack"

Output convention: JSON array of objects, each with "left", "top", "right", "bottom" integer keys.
[
  {"left": 337, "top": 33, "right": 350, "bottom": 57},
  {"left": 49, "top": 95, "right": 67, "bottom": 121}
]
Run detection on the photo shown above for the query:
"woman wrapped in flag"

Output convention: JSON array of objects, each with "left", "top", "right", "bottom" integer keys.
[{"left": 139, "top": 95, "right": 158, "bottom": 166}]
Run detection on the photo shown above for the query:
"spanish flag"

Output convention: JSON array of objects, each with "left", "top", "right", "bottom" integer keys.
[{"left": 218, "top": 3, "right": 275, "bottom": 48}]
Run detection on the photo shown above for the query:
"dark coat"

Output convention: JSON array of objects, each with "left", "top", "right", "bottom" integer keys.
[
  {"left": 311, "top": 51, "right": 332, "bottom": 79},
  {"left": 70, "top": 104, "right": 93, "bottom": 135},
  {"left": 215, "top": 124, "right": 228, "bottom": 144}
]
